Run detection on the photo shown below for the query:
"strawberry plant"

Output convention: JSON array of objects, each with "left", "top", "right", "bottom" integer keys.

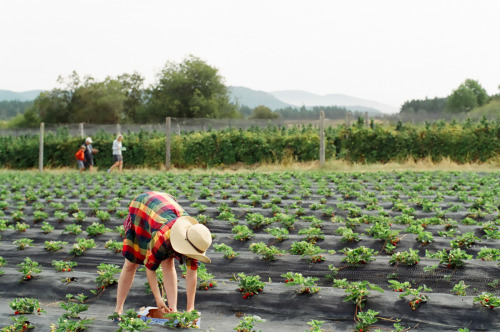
[
  {"left": 180, "top": 263, "right": 217, "bottom": 290},
  {"left": 72, "top": 211, "right": 86, "bottom": 223},
  {"left": 355, "top": 309, "right": 378, "bottom": 332},
  {"left": 1, "top": 315, "right": 34, "bottom": 331},
  {"left": 11, "top": 210, "right": 24, "bottom": 222},
  {"left": 53, "top": 211, "right": 68, "bottom": 223},
  {"left": 116, "top": 209, "right": 129, "bottom": 218},
  {"left": 416, "top": 229, "right": 434, "bottom": 245},
  {"left": 105, "top": 239, "right": 123, "bottom": 253},
  {"left": 59, "top": 294, "right": 89, "bottom": 318},
  {"left": 93, "top": 263, "right": 120, "bottom": 291},
  {"left": 14, "top": 222, "right": 29, "bottom": 232},
  {"left": 399, "top": 285, "right": 432, "bottom": 310},
  {"left": 9, "top": 298, "right": 46, "bottom": 314},
  {"left": 426, "top": 248, "right": 472, "bottom": 268},
  {"left": 70, "top": 238, "right": 96, "bottom": 256},
  {"left": 237, "top": 273, "right": 265, "bottom": 299},
  {"left": 13, "top": 238, "right": 33, "bottom": 250},
  {"left": 246, "top": 212, "right": 271, "bottom": 229},
  {"left": 63, "top": 224, "right": 82, "bottom": 235},
  {"left": 264, "top": 226, "right": 289, "bottom": 241},
  {"left": 305, "top": 319, "right": 326, "bottom": 332},
  {"left": 115, "top": 225, "right": 126, "bottom": 237},
  {"left": 49, "top": 202, "right": 65, "bottom": 211},
  {"left": 298, "top": 227, "right": 325, "bottom": 244},
  {"left": 388, "top": 280, "right": 412, "bottom": 293},
  {"left": 40, "top": 221, "right": 54, "bottom": 234},
  {"left": 343, "top": 281, "right": 384, "bottom": 310},
  {"left": 282, "top": 272, "right": 320, "bottom": 294},
  {"left": 213, "top": 243, "right": 239, "bottom": 259},
  {"left": 17, "top": 257, "right": 42, "bottom": 281},
  {"left": 67, "top": 202, "right": 80, "bottom": 214},
  {"left": 234, "top": 314, "right": 266, "bottom": 332},
  {"left": 452, "top": 280, "right": 469, "bottom": 296},
  {"left": 340, "top": 246, "right": 378, "bottom": 265},
  {"left": 86, "top": 222, "right": 111, "bottom": 236},
  {"left": 195, "top": 213, "right": 210, "bottom": 225},
  {"left": 95, "top": 210, "right": 111, "bottom": 222},
  {"left": 249, "top": 242, "right": 285, "bottom": 261},
  {"left": 232, "top": 225, "right": 254, "bottom": 241},
  {"left": 219, "top": 210, "right": 238, "bottom": 225},
  {"left": 52, "top": 260, "right": 77, "bottom": 272},
  {"left": 272, "top": 212, "right": 295, "bottom": 230},
  {"left": 450, "top": 232, "right": 481, "bottom": 248},
  {"left": 163, "top": 310, "right": 200, "bottom": 328},
  {"left": 50, "top": 316, "right": 94, "bottom": 331},
  {"left": 476, "top": 247, "right": 500, "bottom": 261},
  {"left": 335, "top": 226, "right": 361, "bottom": 243},
  {"left": 190, "top": 202, "right": 207, "bottom": 213},
  {"left": 44, "top": 240, "right": 68, "bottom": 252},
  {"left": 32, "top": 211, "right": 48, "bottom": 223},
  {"left": 473, "top": 292, "right": 500, "bottom": 309},
  {"left": 389, "top": 249, "right": 421, "bottom": 266}
]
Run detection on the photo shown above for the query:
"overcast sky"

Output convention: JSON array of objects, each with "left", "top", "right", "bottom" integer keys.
[{"left": 1, "top": 0, "right": 499, "bottom": 110}]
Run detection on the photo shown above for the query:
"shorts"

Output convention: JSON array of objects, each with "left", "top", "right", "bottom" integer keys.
[
  {"left": 113, "top": 155, "right": 123, "bottom": 162},
  {"left": 84, "top": 158, "right": 94, "bottom": 168},
  {"left": 76, "top": 160, "right": 84, "bottom": 169}
]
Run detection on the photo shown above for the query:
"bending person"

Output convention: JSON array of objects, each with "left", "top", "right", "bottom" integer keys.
[{"left": 114, "top": 191, "right": 212, "bottom": 316}]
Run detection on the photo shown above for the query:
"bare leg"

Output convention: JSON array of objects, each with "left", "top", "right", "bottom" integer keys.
[
  {"left": 114, "top": 259, "right": 139, "bottom": 315},
  {"left": 118, "top": 160, "right": 123, "bottom": 172},
  {"left": 161, "top": 258, "right": 178, "bottom": 311}
]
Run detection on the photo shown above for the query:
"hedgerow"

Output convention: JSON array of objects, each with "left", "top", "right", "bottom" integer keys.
[{"left": 0, "top": 118, "right": 498, "bottom": 169}]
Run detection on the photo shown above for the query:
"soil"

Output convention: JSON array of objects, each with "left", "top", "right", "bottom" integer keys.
[{"left": 0, "top": 171, "right": 499, "bottom": 331}]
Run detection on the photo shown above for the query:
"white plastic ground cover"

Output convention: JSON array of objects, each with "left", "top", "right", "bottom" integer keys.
[{"left": 137, "top": 307, "right": 201, "bottom": 327}]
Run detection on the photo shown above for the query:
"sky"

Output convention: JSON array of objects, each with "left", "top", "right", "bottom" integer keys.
[{"left": 1, "top": 0, "right": 500, "bottom": 111}]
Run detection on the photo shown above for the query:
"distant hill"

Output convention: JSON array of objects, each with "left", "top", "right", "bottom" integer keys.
[
  {"left": 228, "top": 86, "right": 293, "bottom": 110},
  {"left": 270, "top": 90, "right": 398, "bottom": 114},
  {"left": 0, "top": 90, "right": 42, "bottom": 101}
]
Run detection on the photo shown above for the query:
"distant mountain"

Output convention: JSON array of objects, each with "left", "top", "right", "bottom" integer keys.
[
  {"left": 0, "top": 90, "right": 42, "bottom": 101},
  {"left": 228, "top": 86, "right": 293, "bottom": 110},
  {"left": 271, "top": 90, "right": 398, "bottom": 114}
]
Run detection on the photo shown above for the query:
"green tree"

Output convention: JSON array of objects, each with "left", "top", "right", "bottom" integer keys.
[
  {"left": 446, "top": 79, "right": 489, "bottom": 113},
  {"left": 144, "top": 55, "right": 239, "bottom": 121},
  {"left": 250, "top": 105, "right": 278, "bottom": 119}
]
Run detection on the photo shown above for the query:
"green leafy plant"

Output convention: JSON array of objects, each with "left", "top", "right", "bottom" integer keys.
[
  {"left": 399, "top": 285, "right": 432, "bottom": 310},
  {"left": 389, "top": 249, "right": 421, "bottom": 266},
  {"left": 388, "top": 280, "right": 412, "bottom": 293},
  {"left": 305, "top": 319, "right": 326, "bottom": 332},
  {"left": 213, "top": 243, "right": 239, "bottom": 259},
  {"left": 9, "top": 298, "right": 46, "bottom": 315},
  {"left": 105, "top": 239, "right": 123, "bottom": 253},
  {"left": 232, "top": 225, "right": 254, "bottom": 241},
  {"left": 340, "top": 246, "right": 378, "bottom": 265},
  {"left": 63, "top": 223, "right": 82, "bottom": 235},
  {"left": 95, "top": 210, "right": 111, "bottom": 222},
  {"left": 282, "top": 272, "right": 320, "bottom": 294},
  {"left": 335, "top": 226, "right": 361, "bottom": 242},
  {"left": 69, "top": 238, "right": 96, "bottom": 256},
  {"left": 32, "top": 210, "right": 49, "bottom": 223},
  {"left": 234, "top": 314, "right": 266, "bottom": 332},
  {"left": 52, "top": 260, "right": 77, "bottom": 272},
  {"left": 180, "top": 263, "right": 217, "bottom": 290},
  {"left": 237, "top": 273, "right": 265, "bottom": 299},
  {"left": 44, "top": 240, "right": 67, "bottom": 252},
  {"left": 163, "top": 310, "right": 200, "bottom": 328},
  {"left": 109, "top": 309, "right": 150, "bottom": 332},
  {"left": 264, "top": 226, "right": 289, "bottom": 241},
  {"left": 93, "top": 263, "right": 120, "bottom": 291},
  {"left": 355, "top": 309, "right": 379, "bottom": 332},
  {"left": 14, "top": 222, "right": 29, "bottom": 232},
  {"left": 1, "top": 315, "right": 34, "bottom": 332},
  {"left": 343, "top": 280, "right": 384, "bottom": 310},
  {"left": 72, "top": 211, "right": 86, "bottom": 223},
  {"left": 452, "top": 280, "right": 469, "bottom": 296},
  {"left": 473, "top": 292, "right": 500, "bottom": 309},
  {"left": 86, "top": 222, "right": 111, "bottom": 236},
  {"left": 40, "top": 221, "right": 54, "bottom": 234},
  {"left": 17, "top": 257, "right": 42, "bottom": 281},
  {"left": 59, "top": 293, "right": 89, "bottom": 318},
  {"left": 13, "top": 238, "right": 33, "bottom": 250},
  {"left": 249, "top": 242, "right": 285, "bottom": 261},
  {"left": 298, "top": 227, "right": 325, "bottom": 244},
  {"left": 426, "top": 248, "right": 472, "bottom": 268},
  {"left": 54, "top": 211, "right": 68, "bottom": 223}
]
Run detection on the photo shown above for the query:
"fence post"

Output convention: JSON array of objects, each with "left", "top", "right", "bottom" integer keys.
[
  {"left": 176, "top": 124, "right": 181, "bottom": 136},
  {"left": 39, "top": 122, "right": 44, "bottom": 172},
  {"left": 116, "top": 123, "right": 121, "bottom": 135},
  {"left": 165, "top": 117, "right": 171, "bottom": 170},
  {"left": 319, "top": 111, "right": 325, "bottom": 167},
  {"left": 79, "top": 123, "right": 84, "bottom": 138}
]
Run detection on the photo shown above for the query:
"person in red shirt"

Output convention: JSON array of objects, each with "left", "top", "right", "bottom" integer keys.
[
  {"left": 114, "top": 192, "right": 212, "bottom": 317},
  {"left": 75, "top": 145, "right": 86, "bottom": 172}
]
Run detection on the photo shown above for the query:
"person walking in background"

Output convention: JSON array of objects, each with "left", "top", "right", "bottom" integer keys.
[
  {"left": 108, "top": 134, "right": 124, "bottom": 173},
  {"left": 114, "top": 191, "right": 212, "bottom": 317},
  {"left": 84, "top": 137, "right": 98, "bottom": 172},
  {"left": 75, "top": 145, "right": 86, "bottom": 172}
]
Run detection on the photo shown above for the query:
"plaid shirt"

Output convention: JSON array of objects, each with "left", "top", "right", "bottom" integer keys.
[{"left": 122, "top": 192, "right": 198, "bottom": 271}]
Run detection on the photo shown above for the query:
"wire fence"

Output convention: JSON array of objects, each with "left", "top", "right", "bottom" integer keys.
[{"left": 0, "top": 111, "right": 496, "bottom": 137}]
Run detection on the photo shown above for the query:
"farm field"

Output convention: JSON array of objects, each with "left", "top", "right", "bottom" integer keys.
[{"left": 0, "top": 170, "right": 499, "bottom": 331}]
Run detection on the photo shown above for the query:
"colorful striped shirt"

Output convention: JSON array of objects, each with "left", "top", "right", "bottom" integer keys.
[{"left": 122, "top": 192, "right": 198, "bottom": 271}]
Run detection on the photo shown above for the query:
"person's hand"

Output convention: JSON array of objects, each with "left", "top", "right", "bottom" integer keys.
[{"left": 156, "top": 300, "right": 169, "bottom": 315}]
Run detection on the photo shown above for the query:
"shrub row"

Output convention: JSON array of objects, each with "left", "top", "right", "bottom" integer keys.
[{"left": 0, "top": 119, "right": 498, "bottom": 169}]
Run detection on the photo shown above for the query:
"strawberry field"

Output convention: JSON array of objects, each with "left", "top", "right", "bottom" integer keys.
[{"left": 0, "top": 170, "right": 499, "bottom": 331}]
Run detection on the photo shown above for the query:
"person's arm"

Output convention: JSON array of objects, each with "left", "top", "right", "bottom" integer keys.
[
  {"left": 185, "top": 267, "right": 197, "bottom": 311},
  {"left": 146, "top": 268, "right": 168, "bottom": 313}
]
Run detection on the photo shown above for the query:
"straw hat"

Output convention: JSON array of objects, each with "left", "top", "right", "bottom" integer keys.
[{"left": 170, "top": 216, "right": 212, "bottom": 263}]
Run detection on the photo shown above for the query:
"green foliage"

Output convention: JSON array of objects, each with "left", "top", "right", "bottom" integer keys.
[{"left": 234, "top": 314, "right": 266, "bottom": 332}]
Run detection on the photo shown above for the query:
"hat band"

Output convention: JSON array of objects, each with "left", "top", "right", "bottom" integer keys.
[{"left": 185, "top": 233, "right": 205, "bottom": 254}]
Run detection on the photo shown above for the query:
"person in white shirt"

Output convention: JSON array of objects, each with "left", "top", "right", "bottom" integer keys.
[{"left": 108, "top": 134, "right": 124, "bottom": 173}]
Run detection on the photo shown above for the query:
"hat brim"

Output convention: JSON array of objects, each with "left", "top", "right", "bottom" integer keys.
[{"left": 170, "top": 216, "right": 211, "bottom": 263}]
